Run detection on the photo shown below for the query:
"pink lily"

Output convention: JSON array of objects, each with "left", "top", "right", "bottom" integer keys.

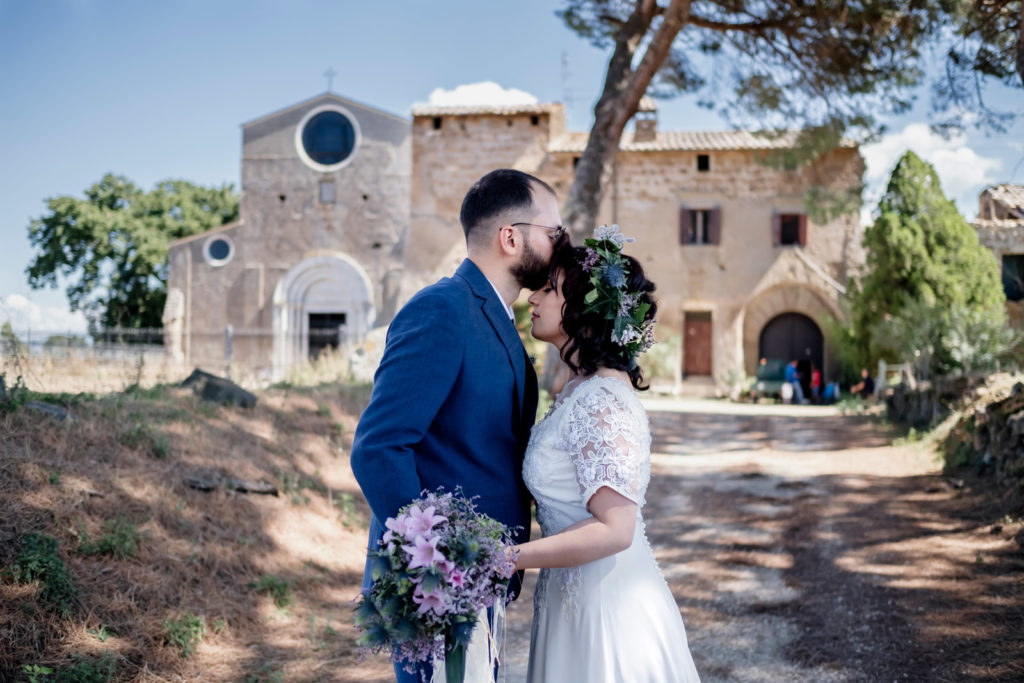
[
  {"left": 404, "top": 505, "right": 447, "bottom": 536},
  {"left": 384, "top": 514, "right": 412, "bottom": 539},
  {"left": 412, "top": 583, "right": 447, "bottom": 616},
  {"left": 402, "top": 534, "right": 445, "bottom": 570}
]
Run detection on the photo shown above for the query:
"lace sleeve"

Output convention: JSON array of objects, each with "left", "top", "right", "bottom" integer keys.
[{"left": 564, "top": 383, "right": 647, "bottom": 507}]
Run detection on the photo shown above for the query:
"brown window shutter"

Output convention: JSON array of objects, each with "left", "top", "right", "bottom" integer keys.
[
  {"left": 680, "top": 207, "right": 693, "bottom": 244},
  {"left": 798, "top": 214, "right": 808, "bottom": 246},
  {"left": 771, "top": 213, "right": 781, "bottom": 246},
  {"left": 709, "top": 207, "right": 722, "bottom": 245}
]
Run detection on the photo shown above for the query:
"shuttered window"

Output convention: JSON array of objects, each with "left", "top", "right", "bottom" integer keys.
[{"left": 680, "top": 207, "right": 722, "bottom": 245}]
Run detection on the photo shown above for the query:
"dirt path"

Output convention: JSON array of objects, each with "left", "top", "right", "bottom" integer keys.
[{"left": 502, "top": 400, "right": 1024, "bottom": 682}]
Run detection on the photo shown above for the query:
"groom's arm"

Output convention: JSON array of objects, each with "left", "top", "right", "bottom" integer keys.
[{"left": 351, "top": 290, "right": 464, "bottom": 524}]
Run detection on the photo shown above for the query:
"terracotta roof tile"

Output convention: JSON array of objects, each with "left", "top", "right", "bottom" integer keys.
[{"left": 548, "top": 130, "right": 848, "bottom": 153}]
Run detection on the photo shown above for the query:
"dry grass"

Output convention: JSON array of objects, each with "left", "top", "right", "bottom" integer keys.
[
  {"left": 2, "top": 350, "right": 180, "bottom": 395},
  {"left": 0, "top": 379, "right": 395, "bottom": 682}
]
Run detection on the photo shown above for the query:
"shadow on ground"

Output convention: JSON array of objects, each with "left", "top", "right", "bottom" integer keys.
[
  {"left": 642, "top": 406, "right": 1024, "bottom": 682},
  {"left": 648, "top": 410, "right": 892, "bottom": 454}
]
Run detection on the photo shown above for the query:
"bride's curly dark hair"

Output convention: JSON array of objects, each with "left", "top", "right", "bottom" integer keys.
[{"left": 549, "top": 243, "right": 658, "bottom": 390}]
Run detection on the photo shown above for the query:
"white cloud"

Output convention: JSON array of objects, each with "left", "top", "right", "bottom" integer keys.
[
  {"left": 860, "top": 123, "right": 1003, "bottom": 225},
  {"left": 0, "top": 294, "right": 88, "bottom": 334},
  {"left": 418, "top": 81, "right": 539, "bottom": 108}
]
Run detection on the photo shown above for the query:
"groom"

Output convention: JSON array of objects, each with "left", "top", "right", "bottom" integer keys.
[{"left": 351, "top": 168, "right": 563, "bottom": 682}]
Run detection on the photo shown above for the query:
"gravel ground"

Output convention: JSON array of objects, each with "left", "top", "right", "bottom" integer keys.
[{"left": 501, "top": 398, "right": 1024, "bottom": 682}]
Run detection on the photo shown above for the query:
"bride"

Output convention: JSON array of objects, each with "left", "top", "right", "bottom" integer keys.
[{"left": 514, "top": 225, "right": 701, "bottom": 682}]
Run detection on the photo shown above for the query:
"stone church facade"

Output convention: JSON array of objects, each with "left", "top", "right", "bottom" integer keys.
[
  {"left": 166, "top": 92, "right": 865, "bottom": 389},
  {"left": 166, "top": 93, "right": 410, "bottom": 379}
]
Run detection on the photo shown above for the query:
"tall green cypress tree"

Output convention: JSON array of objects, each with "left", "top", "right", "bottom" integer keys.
[{"left": 852, "top": 151, "right": 1006, "bottom": 374}]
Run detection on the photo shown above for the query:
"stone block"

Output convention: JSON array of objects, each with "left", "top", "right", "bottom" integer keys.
[{"left": 181, "top": 368, "right": 257, "bottom": 408}]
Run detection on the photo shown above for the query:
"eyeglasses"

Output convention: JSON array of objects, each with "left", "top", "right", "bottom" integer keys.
[{"left": 509, "top": 222, "right": 565, "bottom": 243}]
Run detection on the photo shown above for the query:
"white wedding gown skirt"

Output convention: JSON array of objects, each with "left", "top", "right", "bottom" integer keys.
[{"left": 523, "top": 376, "right": 700, "bottom": 683}]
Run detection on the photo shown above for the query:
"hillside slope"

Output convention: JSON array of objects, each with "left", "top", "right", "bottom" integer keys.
[{"left": 0, "top": 382, "right": 394, "bottom": 682}]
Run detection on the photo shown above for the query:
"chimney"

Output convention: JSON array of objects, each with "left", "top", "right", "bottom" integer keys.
[{"left": 634, "top": 97, "right": 658, "bottom": 143}]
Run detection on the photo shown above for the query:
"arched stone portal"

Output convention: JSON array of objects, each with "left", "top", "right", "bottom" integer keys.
[
  {"left": 741, "top": 284, "right": 839, "bottom": 377},
  {"left": 759, "top": 312, "right": 823, "bottom": 370},
  {"left": 272, "top": 253, "right": 375, "bottom": 379}
]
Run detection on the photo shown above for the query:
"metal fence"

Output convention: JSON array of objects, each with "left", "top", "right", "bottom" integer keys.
[{"left": 0, "top": 326, "right": 367, "bottom": 394}]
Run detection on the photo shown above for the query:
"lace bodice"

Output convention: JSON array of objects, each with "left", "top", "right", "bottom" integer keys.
[
  {"left": 524, "top": 375, "right": 650, "bottom": 533},
  {"left": 522, "top": 378, "right": 701, "bottom": 682},
  {"left": 523, "top": 375, "right": 654, "bottom": 616}
]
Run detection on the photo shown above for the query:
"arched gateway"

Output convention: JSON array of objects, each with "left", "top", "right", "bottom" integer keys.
[
  {"left": 742, "top": 284, "right": 838, "bottom": 378},
  {"left": 759, "top": 312, "right": 823, "bottom": 371},
  {"left": 272, "top": 253, "right": 375, "bottom": 379}
]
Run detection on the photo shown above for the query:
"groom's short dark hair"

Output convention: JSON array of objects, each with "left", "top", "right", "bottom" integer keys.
[{"left": 460, "top": 169, "right": 555, "bottom": 245}]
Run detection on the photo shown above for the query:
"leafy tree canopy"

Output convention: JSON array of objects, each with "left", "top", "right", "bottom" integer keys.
[
  {"left": 25, "top": 174, "right": 238, "bottom": 330},
  {"left": 851, "top": 150, "right": 1007, "bottom": 373},
  {"left": 556, "top": 0, "right": 951, "bottom": 238}
]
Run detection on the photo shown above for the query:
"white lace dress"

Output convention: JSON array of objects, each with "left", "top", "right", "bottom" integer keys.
[{"left": 522, "top": 375, "right": 700, "bottom": 683}]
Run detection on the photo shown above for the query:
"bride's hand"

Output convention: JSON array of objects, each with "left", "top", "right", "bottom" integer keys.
[{"left": 506, "top": 544, "right": 521, "bottom": 571}]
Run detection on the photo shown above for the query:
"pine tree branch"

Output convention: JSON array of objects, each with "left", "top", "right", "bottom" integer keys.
[{"left": 687, "top": 13, "right": 790, "bottom": 33}]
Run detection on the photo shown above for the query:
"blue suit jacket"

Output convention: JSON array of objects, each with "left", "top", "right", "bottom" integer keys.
[{"left": 351, "top": 259, "right": 537, "bottom": 590}]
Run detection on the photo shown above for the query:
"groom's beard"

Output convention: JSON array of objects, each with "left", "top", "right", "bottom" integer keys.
[{"left": 512, "top": 239, "right": 550, "bottom": 291}]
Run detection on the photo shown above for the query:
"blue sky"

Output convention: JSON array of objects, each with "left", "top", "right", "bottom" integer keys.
[{"left": 2, "top": 0, "right": 1022, "bottom": 333}]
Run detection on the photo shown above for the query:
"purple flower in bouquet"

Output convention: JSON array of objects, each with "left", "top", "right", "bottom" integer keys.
[
  {"left": 354, "top": 489, "right": 519, "bottom": 682},
  {"left": 382, "top": 503, "right": 446, "bottom": 543},
  {"left": 412, "top": 583, "right": 447, "bottom": 616},
  {"left": 447, "top": 566, "right": 466, "bottom": 588},
  {"left": 402, "top": 534, "right": 445, "bottom": 570},
  {"left": 405, "top": 504, "right": 447, "bottom": 534}
]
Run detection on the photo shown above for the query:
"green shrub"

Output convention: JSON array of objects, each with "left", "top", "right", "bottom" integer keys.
[
  {"left": 87, "top": 625, "right": 114, "bottom": 642},
  {"left": 162, "top": 611, "right": 206, "bottom": 659},
  {"left": 53, "top": 652, "right": 116, "bottom": 682},
  {"left": 123, "top": 383, "right": 169, "bottom": 401},
  {"left": 117, "top": 422, "right": 170, "bottom": 459},
  {"left": 250, "top": 574, "right": 294, "bottom": 608},
  {"left": 79, "top": 515, "right": 141, "bottom": 559},
  {"left": 946, "top": 439, "right": 978, "bottom": 470},
  {"left": 21, "top": 664, "right": 52, "bottom": 683},
  {"left": 244, "top": 664, "right": 285, "bottom": 683},
  {"left": 3, "top": 533, "right": 77, "bottom": 616},
  {"left": 149, "top": 432, "right": 171, "bottom": 459},
  {"left": 0, "top": 372, "right": 30, "bottom": 413}
]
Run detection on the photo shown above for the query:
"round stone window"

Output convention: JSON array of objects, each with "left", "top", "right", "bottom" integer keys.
[
  {"left": 295, "top": 104, "right": 360, "bottom": 172},
  {"left": 203, "top": 235, "right": 234, "bottom": 267}
]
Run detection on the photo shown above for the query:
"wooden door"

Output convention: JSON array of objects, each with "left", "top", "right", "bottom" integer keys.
[{"left": 683, "top": 312, "right": 712, "bottom": 376}]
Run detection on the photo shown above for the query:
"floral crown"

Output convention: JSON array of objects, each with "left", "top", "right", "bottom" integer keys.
[{"left": 580, "top": 224, "right": 656, "bottom": 362}]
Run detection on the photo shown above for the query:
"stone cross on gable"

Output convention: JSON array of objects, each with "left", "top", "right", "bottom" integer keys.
[{"left": 323, "top": 67, "right": 337, "bottom": 92}]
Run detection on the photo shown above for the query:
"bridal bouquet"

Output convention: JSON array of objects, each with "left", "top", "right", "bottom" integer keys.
[{"left": 354, "top": 489, "right": 519, "bottom": 682}]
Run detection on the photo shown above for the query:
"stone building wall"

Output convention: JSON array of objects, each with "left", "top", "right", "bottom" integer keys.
[
  {"left": 403, "top": 105, "right": 563, "bottom": 296},
  {"left": 598, "top": 146, "right": 863, "bottom": 379},
  {"left": 167, "top": 93, "right": 411, "bottom": 379},
  {"left": 974, "top": 219, "right": 1024, "bottom": 329},
  {"left": 406, "top": 102, "right": 864, "bottom": 384},
  {"left": 166, "top": 92, "right": 865, "bottom": 387}
]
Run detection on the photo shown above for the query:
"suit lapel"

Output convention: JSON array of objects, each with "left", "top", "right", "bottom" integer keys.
[{"left": 455, "top": 259, "right": 526, "bottom": 415}]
